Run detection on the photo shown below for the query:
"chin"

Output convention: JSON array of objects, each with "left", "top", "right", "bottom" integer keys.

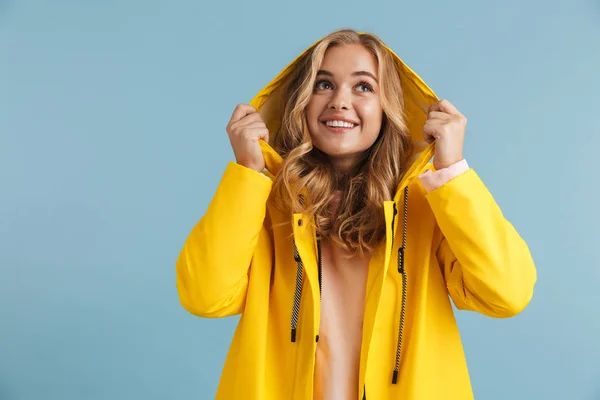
[
  {"left": 313, "top": 143, "right": 347, "bottom": 157},
  {"left": 313, "top": 144, "right": 366, "bottom": 164}
]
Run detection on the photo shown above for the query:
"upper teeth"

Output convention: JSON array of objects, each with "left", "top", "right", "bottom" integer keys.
[{"left": 326, "top": 120, "right": 355, "bottom": 128}]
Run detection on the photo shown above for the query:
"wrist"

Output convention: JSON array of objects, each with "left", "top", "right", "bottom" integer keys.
[
  {"left": 434, "top": 157, "right": 463, "bottom": 170},
  {"left": 238, "top": 161, "right": 264, "bottom": 173}
]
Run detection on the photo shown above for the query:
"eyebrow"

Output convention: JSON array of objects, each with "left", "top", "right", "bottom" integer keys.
[{"left": 317, "top": 69, "right": 378, "bottom": 82}]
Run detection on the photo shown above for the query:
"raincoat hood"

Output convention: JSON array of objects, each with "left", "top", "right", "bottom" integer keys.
[{"left": 249, "top": 33, "right": 440, "bottom": 201}]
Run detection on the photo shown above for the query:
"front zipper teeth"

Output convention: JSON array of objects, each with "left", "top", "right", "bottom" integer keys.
[
  {"left": 391, "top": 202, "right": 397, "bottom": 256},
  {"left": 317, "top": 238, "right": 323, "bottom": 298},
  {"left": 291, "top": 243, "right": 304, "bottom": 342}
]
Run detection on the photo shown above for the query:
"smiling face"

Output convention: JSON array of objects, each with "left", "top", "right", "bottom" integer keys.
[{"left": 306, "top": 43, "right": 384, "bottom": 172}]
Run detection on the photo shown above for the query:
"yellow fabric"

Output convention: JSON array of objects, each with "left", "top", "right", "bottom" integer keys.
[{"left": 176, "top": 34, "right": 537, "bottom": 400}]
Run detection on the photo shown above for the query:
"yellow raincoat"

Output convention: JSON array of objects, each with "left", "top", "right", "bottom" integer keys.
[{"left": 176, "top": 35, "right": 537, "bottom": 400}]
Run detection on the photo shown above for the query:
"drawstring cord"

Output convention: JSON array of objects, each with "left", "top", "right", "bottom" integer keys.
[
  {"left": 290, "top": 242, "right": 304, "bottom": 343},
  {"left": 392, "top": 186, "right": 409, "bottom": 384}
]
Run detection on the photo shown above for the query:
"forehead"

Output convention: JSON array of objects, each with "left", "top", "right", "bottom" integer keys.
[{"left": 320, "top": 44, "right": 378, "bottom": 76}]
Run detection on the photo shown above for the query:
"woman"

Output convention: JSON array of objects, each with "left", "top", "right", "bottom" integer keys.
[{"left": 176, "top": 29, "right": 537, "bottom": 400}]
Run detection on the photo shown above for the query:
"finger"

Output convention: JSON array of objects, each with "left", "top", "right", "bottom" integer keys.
[
  {"left": 427, "top": 111, "right": 452, "bottom": 121},
  {"left": 428, "top": 101, "right": 442, "bottom": 114},
  {"left": 423, "top": 123, "right": 435, "bottom": 142},
  {"left": 229, "top": 104, "right": 257, "bottom": 125},
  {"left": 236, "top": 113, "right": 265, "bottom": 128},
  {"left": 423, "top": 120, "right": 446, "bottom": 130},
  {"left": 245, "top": 127, "right": 270, "bottom": 142},
  {"left": 436, "top": 99, "right": 461, "bottom": 116},
  {"left": 423, "top": 129, "right": 435, "bottom": 143},
  {"left": 235, "top": 121, "right": 267, "bottom": 134},
  {"left": 229, "top": 113, "right": 263, "bottom": 133},
  {"left": 423, "top": 121, "right": 444, "bottom": 141}
]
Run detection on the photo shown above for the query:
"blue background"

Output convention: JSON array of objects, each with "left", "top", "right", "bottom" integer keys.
[{"left": 1, "top": 0, "right": 599, "bottom": 399}]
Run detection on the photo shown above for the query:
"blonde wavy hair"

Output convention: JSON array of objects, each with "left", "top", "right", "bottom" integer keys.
[{"left": 271, "top": 29, "right": 413, "bottom": 255}]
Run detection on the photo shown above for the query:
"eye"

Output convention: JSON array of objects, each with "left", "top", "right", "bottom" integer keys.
[
  {"left": 356, "top": 81, "right": 374, "bottom": 93},
  {"left": 314, "top": 80, "right": 333, "bottom": 90}
]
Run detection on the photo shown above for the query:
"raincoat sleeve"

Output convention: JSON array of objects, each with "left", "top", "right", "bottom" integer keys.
[
  {"left": 176, "top": 161, "right": 273, "bottom": 318},
  {"left": 426, "top": 168, "right": 537, "bottom": 318}
]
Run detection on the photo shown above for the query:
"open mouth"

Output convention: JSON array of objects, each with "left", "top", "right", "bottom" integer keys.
[{"left": 321, "top": 120, "right": 358, "bottom": 132}]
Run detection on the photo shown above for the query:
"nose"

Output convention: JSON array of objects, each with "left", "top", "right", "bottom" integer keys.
[{"left": 327, "top": 88, "right": 351, "bottom": 110}]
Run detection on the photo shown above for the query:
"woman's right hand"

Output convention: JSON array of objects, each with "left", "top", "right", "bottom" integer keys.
[{"left": 226, "top": 104, "right": 269, "bottom": 173}]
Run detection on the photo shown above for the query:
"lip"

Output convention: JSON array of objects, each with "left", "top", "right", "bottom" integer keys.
[{"left": 320, "top": 115, "right": 360, "bottom": 133}]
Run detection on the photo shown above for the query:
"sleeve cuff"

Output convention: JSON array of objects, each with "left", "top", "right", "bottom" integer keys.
[{"left": 418, "top": 159, "right": 470, "bottom": 192}]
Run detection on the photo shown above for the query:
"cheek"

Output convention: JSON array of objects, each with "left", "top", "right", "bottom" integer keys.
[
  {"left": 306, "top": 96, "right": 324, "bottom": 122},
  {"left": 359, "top": 101, "right": 383, "bottom": 131},
  {"left": 306, "top": 101, "right": 316, "bottom": 121}
]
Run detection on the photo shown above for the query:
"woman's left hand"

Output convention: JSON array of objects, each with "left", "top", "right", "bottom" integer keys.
[{"left": 423, "top": 99, "right": 467, "bottom": 170}]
